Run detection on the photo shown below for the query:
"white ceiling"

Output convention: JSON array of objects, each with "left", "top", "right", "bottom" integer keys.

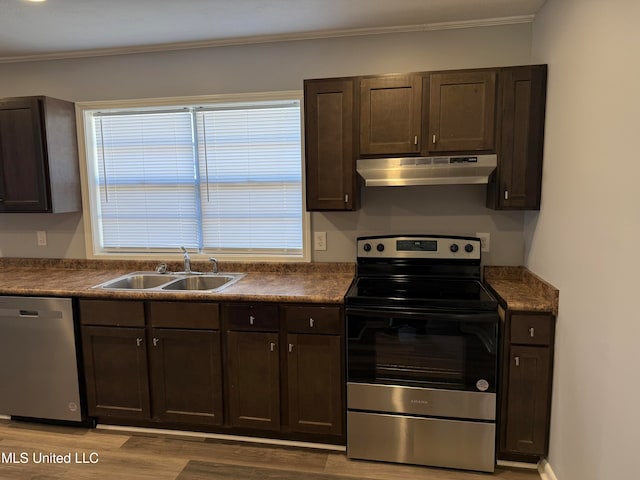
[{"left": 0, "top": 0, "right": 547, "bottom": 63}]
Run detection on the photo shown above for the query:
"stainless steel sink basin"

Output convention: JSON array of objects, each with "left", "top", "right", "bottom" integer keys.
[
  {"left": 161, "top": 274, "right": 244, "bottom": 292},
  {"left": 94, "top": 273, "right": 182, "bottom": 290},
  {"left": 92, "top": 271, "right": 245, "bottom": 292}
]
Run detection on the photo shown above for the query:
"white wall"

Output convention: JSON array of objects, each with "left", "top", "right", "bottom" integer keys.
[
  {"left": 527, "top": 1, "right": 640, "bottom": 479},
  {"left": 0, "top": 24, "right": 532, "bottom": 262}
]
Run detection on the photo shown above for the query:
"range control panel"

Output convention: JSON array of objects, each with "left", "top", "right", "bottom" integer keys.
[{"left": 357, "top": 235, "right": 481, "bottom": 260}]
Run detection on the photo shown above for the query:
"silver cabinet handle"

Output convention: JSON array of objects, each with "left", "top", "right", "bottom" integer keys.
[
  {"left": 515, "top": 356, "right": 520, "bottom": 367},
  {"left": 344, "top": 194, "right": 349, "bottom": 203},
  {"left": 529, "top": 327, "right": 535, "bottom": 338},
  {"left": 309, "top": 318, "right": 314, "bottom": 328},
  {"left": 504, "top": 190, "right": 509, "bottom": 200},
  {"left": 249, "top": 315, "right": 255, "bottom": 325},
  {"left": 414, "top": 135, "right": 418, "bottom": 145},
  {"left": 136, "top": 338, "right": 143, "bottom": 347},
  {"left": 270, "top": 342, "right": 276, "bottom": 352},
  {"left": 432, "top": 134, "right": 436, "bottom": 144},
  {"left": 288, "top": 343, "right": 294, "bottom": 353},
  {"left": 153, "top": 337, "right": 159, "bottom": 347}
]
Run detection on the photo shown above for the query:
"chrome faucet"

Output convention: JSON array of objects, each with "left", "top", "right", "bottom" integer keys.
[
  {"left": 180, "top": 246, "right": 192, "bottom": 274},
  {"left": 209, "top": 257, "right": 219, "bottom": 274}
]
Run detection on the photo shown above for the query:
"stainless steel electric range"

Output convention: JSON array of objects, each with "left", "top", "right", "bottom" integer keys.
[{"left": 345, "top": 235, "right": 499, "bottom": 473}]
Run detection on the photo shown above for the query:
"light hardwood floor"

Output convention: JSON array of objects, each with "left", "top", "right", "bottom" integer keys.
[{"left": 0, "top": 419, "right": 540, "bottom": 480}]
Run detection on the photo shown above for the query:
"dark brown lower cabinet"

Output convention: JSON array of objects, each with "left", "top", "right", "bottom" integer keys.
[
  {"left": 81, "top": 326, "right": 151, "bottom": 419},
  {"left": 287, "top": 333, "right": 342, "bottom": 435},
  {"left": 504, "top": 345, "right": 551, "bottom": 454},
  {"left": 80, "top": 299, "right": 344, "bottom": 443},
  {"left": 498, "top": 309, "right": 555, "bottom": 461},
  {"left": 80, "top": 299, "right": 224, "bottom": 426},
  {"left": 149, "top": 328, "right": 223, "bottom": 425},
  {"left": 227, "top": 331, "right": 280, "bottom": 430}
]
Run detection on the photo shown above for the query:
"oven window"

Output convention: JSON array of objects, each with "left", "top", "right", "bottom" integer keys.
[
  {"left": 347, "top": 312, "right": 497, "bottom": 392},
  {"left": 375, "top": 330, "right": 464, "bottom": 383}
]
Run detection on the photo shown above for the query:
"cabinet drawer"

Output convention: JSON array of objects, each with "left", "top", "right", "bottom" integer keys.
[
  {"left": 148, "top": 302, "right": 220, "bottom": 329},
  {"left": 226, "top": 303, "right": 279, "bottom": 331},
  {"left": 510, "top": 314, "right": 553, "bottom": 346},
  {"left": 283, "top": 305, "right": 342, "bottom": 334},
  {"left": 79, "top": 299, "right": 145, "bottom": 327}
]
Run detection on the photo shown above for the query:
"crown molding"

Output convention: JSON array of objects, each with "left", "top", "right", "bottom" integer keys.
[{"left": 0, "top": 15, "right": 534, "bottom": 64}]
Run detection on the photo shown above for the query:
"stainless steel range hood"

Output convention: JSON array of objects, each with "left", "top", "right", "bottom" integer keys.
[{"left": 356, "top": 154, "right": 497, "bottom": 187}]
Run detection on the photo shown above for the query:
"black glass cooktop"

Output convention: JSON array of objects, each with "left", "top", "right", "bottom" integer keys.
[{"left": 346, "top": 276, "right": 498, "bottom": 311}]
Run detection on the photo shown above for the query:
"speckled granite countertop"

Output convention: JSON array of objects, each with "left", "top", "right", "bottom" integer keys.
[
  {"left": 0, "top": 259, "right": 355, "bottom": 304},
  {"left": 484, "top": 266, "right": 559, "bottom": 316}
]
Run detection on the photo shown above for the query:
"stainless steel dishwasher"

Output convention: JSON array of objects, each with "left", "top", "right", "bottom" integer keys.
[{"left": 0, "top": 296, "right": 84, "bottom": 422}]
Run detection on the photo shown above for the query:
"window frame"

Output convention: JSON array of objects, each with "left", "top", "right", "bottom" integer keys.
[{"left": 76, "top": 91, "right": 310, "bottom": 263}]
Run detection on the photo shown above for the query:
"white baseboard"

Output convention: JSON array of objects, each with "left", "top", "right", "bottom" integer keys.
[
  {"left": 539, "top": 459, "right": 558, "bottom": 480},
  {"left": 497, "top": 459, "right": 539, "bottom": 470},
  {"left": 96, "top": 424, "right": 346, "bottom": 452}
]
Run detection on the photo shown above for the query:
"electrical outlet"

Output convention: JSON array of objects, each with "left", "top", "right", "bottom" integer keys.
[
  {"left": 314, "top": 231, "right": 327, "bottom": 251},
  {"left": 475, "top": 232, "right": 490, "bottom": 253},
  {"left": 36, "top": 230, "right": 47, "bottom": 247}
]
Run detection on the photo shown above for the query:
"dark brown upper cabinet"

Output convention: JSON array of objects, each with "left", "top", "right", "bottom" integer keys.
[
  {"left": 426, "top": 70, "right": 497, "bottom": 153},
  {"left": 359, "top": 75, "right": 422, "bottom": 156},
  {"left": 304, "top": 78, "right": 357, "bottom": 211},
  {"left": 487, "top": 65, "right": 547, "bottom": 210},
  {"left": 0, "top": 96, "right": 80, "bottom": 213}
]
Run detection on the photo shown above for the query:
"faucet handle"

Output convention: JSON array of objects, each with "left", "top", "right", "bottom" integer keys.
[
  {"left": 155, "top": 263, "right": 168, "bottom": 274},
  {"left": 209, "top": 257, "right": 219, "bottom": 274}
]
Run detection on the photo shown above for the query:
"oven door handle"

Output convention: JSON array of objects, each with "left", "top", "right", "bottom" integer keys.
[{"left": 346, "top": 307, "right": 498, "bottom": 324}]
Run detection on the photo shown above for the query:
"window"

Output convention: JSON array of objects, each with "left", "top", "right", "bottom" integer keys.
[{"left": 78, "top": 92, "right": 308, "bottom": 261}]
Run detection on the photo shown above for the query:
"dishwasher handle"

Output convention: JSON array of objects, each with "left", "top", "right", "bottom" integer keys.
[{"left": 19, "top": 310, "right": 40, "bottom": 317}]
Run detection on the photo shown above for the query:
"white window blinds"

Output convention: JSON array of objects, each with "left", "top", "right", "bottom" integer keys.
[
  {"left": 90, "top": 98, "right": 303, "bottom": 256},
  {"left": 196, "top": 105, "right": 302, "bottom": 252}
]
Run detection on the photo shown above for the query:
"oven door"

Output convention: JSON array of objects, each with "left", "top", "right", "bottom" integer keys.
[{"left": 346, "top": 307, "right": 498, "bottom": 393}]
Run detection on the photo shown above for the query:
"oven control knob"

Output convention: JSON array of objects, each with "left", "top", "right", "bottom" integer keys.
[
  {"left": 376, "top": 243, "right": 385, "bottom": 252},
  {"left": 465, "top": 243, "right": 474, "bottom": 253},
  {"left": 363, "top": 243, "right": 372, "bottom": 252},
  {"left": 450, "top": 243, "right": 459, "bottom": 253}
]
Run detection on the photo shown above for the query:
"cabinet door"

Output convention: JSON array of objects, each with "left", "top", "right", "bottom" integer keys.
[
  {"left": 360, "top": 75, "right": 422, "bottom": 155},
  {"left": 304, "top": 78, "right": 356, "bottom": 211},
  {"left": 428, "top": 70, "right": 496, "bottom": 152},
  {"left": 491, "top": 65, "right": 547, "bottom": 209},
  {"left": 149, "top": 329, "right": 223, "bottom": 425},
  {"left": 504, "top": 345, "right": 551, "bottom": 455},
  {"left": 227, "top": 331, "right": 280, "bottom": 430},
  {"left": 0, "top": 98, "right": 49, "bottom": 212},
  {"left": 287, "top": 334, "right": 343, "bottom": 435},
  {"left": 81, "top": 326, "right": 150, "bottom": 419}
]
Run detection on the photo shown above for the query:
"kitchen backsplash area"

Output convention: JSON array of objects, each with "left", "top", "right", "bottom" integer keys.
[
  {"left": 312, "top": 184, "right": 525, "bottom": 265},
  {"left": 0, "top": 184, "right": 524, "bottom": 265}
]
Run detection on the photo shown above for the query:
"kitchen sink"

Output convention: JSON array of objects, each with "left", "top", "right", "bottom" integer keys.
[
  {"left": 96, "top": 273, "right": 182, "bottom": 290},
  {"left": 92, "top": 272, "right": 245, "bottom": 292},
  {"left": 161, "top": 274, "right": 243, "bottom": 291}
]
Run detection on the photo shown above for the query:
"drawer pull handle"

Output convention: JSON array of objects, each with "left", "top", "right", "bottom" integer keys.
[
  {"left": 289, "top": 343, "right": 294, "bottom": 353},
  {"left": 270, "top": 342, "right": 276, "bottom": 352},
  {"left": 309, "top": 318, "right": 314, "bottom": 328},
  {"left": 515, "top": 356, "right": 520, "bottom": 367},
  {"left": 249, "top": 315, "right": 255, "bottom": 325},
  {"left": 529, "top": 327, "right": 535, "bottom": 337},
  {"left": 153, "top": 337, "right": 159, "bottom": 347},
  {"left": 136, "top": 338, "right": 143, "bottom": 347}
]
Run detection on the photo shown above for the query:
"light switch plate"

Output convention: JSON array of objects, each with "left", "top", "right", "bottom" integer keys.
[
  {"left": 314, "top": 231, "right": 327, "bottom": 251},
  {"left": 475, "top": 232, "right": 490, "bottom": 253},
  {"left": 37, "top": 230, "right": 47, "bottom": 247}
]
